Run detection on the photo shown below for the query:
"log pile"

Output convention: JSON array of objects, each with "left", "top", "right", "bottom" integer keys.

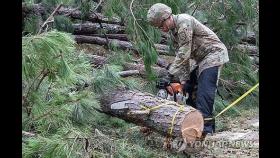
[{"left": 22, "top": 3, "right": 258, "bottom": 61}]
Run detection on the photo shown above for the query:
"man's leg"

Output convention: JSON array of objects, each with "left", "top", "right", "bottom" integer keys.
[
  {"left": 185, "top": 67, "right": 198, "bottom": 108},
  {"left": 196, "top": 66, "right": 219, "bottom": 134}
]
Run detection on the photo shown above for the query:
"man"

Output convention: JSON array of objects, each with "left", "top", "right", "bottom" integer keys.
[{"left": 147, "top": 3, "right": 229, "bottom": 137}]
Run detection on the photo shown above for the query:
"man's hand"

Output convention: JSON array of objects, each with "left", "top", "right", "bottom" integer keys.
[{"left": 181, "top": 80, "right": 193, "bottom": 95}]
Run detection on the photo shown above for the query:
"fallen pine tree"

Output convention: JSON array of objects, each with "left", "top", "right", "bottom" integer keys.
[
  {"left": 75, "top": 35, "right": 172, "bottom": 55},
  {"left": 73, "top": 23, "right": 125, "bottom": 34},
  {"left": 86, "top": 54, "right": 170, "bottom": 77},
  {"left": 88, "top": 34, "right": 129, "bottom": 41},
  {"left": 98, "top": 88, "right": 204, "bottom": 142},
  {"left": 22, "top": 3, "right": 123, "bottom": 25},
  {"left": 123, "top": 63, "right": 169, "bottom": 78}
]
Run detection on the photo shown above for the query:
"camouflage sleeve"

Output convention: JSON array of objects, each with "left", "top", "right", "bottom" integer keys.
[{"left": 168, "top": 23, "right": 193, "bottom": 82}]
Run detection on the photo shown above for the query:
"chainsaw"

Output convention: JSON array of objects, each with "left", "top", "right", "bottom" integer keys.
[
  {"left": 156, "top": 76, "right": 189, "bottom": 105},
  {"left": 156, "top": 67, "right": 200, "bottom": 107}
]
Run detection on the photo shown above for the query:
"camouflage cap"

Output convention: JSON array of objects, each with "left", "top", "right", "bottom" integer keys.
[{"left": 147, "top": 3, "right": 172, "bottom": 27}]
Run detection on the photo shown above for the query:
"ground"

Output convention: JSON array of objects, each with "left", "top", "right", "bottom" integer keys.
[{"left": 191, "top": 111, "right": 259, "bottom": 158}]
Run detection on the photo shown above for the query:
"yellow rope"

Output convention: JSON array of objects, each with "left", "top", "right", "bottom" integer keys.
[
  {"left": 204, "top": 83, "right": 259, "bottom": 121},
  {"left": 140, "top": 102, "right": 186, "bottom": 137},
  {"left": 169, "top": 105, "right": 185, "bottom": 136}
]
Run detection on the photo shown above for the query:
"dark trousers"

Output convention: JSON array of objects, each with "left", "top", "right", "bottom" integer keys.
[{"left": 185, "top": 66, "right": 219, "bottom": 134}]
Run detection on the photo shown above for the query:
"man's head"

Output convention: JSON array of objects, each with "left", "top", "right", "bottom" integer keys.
[{"left": 147, "top": 3, "right": 175, "bottom": 32}]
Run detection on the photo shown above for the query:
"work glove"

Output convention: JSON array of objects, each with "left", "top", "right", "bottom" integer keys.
[
  {"left": 182, "top": 80, "right": 193, "bottom": 94},
  {"left": 156, "top": 76, "right": 171, "bottom": 89}
]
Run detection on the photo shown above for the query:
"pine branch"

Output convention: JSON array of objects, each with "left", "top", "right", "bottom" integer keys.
[
  {"left": 45, "top": 82, "right": 53, "bottom": 100},
  {"left": 221, "top": 0, "right": 227, "bottom": 19},
  {"left": 33, "top": 99, "right": 81, "bottom": 121},
  {"left": 93, "top": 0, "right": 103, "bottom": 12},
  {"left": 37, "top": 3, "right": 63, "bottom": 34},
  {"left": 22, "top": 130, "right": 36, "bottom": 137},
  {"left": 129, "top": 0, "right": 155, "bottom": 49},
  {"left": 35, "top": 69, "right": 49, "bottom": 91},
  {"left": 191, "top": 5, "right": 199, "bottom": 16},
  {"left": 25, "top": 69, "right": 45, "bottom": 98},
  {"left": 23, "top": 69, "right": 46, "bottom": 116},
  {"left": 67, "top": 136, "right": 78, "bottom": 158}
]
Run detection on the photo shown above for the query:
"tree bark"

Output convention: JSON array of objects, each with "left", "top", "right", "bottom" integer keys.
[
  {"left": 89, "top": 34, "right": 129, "bottom": 41},
  {"left": 241, "top": 32, "right": 256, "bottom": 45},
  {"left": 73, "top": 23, "right": 126, "bottom": 34},
  {"left": 117, "top": 70, "right": 140, "bottom": 77},
  {"left": 57, "top": 6, "right": 122, "bottom": 25},
  {"left": 99, "top": 89, "right": 204, "bottom": 139},
  {"left": 22, "top": 3, "right": 46, "bottom": 16},
  {"left": 123, "top": 63, "right": 169, "bottom": 78},
  {"left": 86, "top": 54, "right": 170, "bottom": 69},
  {"left": 86, "top": 54, "right": 107, "bottom": 67},
  {"left": 236, "top": 44, "right": 258, "bottom": 56},
  {"left": 75, "top": 35, "right": 134, "bottom": 50},
  {"left": 75, "top": 35, "right": 171, "bottom": 55},
  {"left": 156, "top": 57, "right": 169, "bottom": 68},
  {"left": 22, "top": 3, "right": 122, "bottom": 25}
]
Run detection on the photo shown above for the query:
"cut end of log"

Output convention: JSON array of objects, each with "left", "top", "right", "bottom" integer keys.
[{"left": 180, "top": 110, "right": 204, "bottom": 142}]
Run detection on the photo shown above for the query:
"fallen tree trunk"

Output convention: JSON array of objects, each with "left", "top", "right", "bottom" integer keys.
[
  {"left": 123, "top": 63, "right": 169, "bottom": 78},
  {"left": 241, "top": 32, "right": 256, "bottom": 45},
  {"left": 99, "top": 89, "right": 204, "bottom": 140},
  {"left": 89, "top": 34, "right": 129, "bottom": 41},
  {"left": 75, "top": 35, "right": 171, "bottom": 55},
  {"left": 22, "top": 3, "right": 122, "bottom": 25},
  {"left": 236, "top": 44, "right": 258, "bottom": 56},
  {"left": 75, "top": 35, "right": 133, "bottom": 50},
  {"left": 73, "top": 23, "right": 125, "bottom": 34},
  {"left": 57, "top": 6, "right": 122, "bottom": 25},
  {"left": 156, "top": 57, "right": 169, "bottom": 68},
  {"left": 86, "top": 54, "right": 170, "bottom": 69},
  {"left": 87, "top": 54, "right": 107, "bottom": 67},
  {"left": 22, "top": 3, "right": 45, "bottom": 17},
  {"left": 117, "top": 70, "right": 140, "bottom": 77}
]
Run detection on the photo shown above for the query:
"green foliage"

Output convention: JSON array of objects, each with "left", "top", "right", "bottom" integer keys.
[
  {"left": 23, "top": 127, "right": 89, "bottom": 158},
  {"left": 80, "top": 0, "right": 94, "bottom": 20},
  {"left": 54, "top": 16, "right": 74, "bottom": 33},
  {"left": 22, "top": 30, "right": 97, "bottom": 157},
  {"left": 115, "top": 140, "right": 156, "bottom": 158},
  {"left": 215, "top": 48, "right": 259, "bottom": 119},
  {"left": 22, "top": 30, "right": 76, "bottom": 83},
  {"left": 23, "top": 15, "right": 40, "bottom": 35},
  {"left": 106, "top": 50, "right": 134, "bottom": 66},
  {"left": 41, "top": 0, "right": 75, "bottom": 8},
  {"left": 103, "top": 0, "right": 161, "bottom": 80},
  {"left": 214, "top": 97, "right": 240, "bottom": 117},
  {"left": 91, "top": 65, "right": 124, "bottom": 94},
  {"left": 220, "top": 49, "right": 258, "bottom": 97},
  {"left": 188, "top": 0, "right": 258, "bottom": 47},
  {"left": 137, "top": 41, "right": 158, "bottom": 80}
]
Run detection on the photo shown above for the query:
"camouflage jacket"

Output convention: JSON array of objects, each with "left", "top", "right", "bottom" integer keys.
[{"left": 168, "top": 14, "right": 229, "bottom": 82}]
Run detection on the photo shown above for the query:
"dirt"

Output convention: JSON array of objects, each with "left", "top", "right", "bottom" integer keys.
[{"left": 188, "top": 115, "right": 259, "bottom": 158}]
